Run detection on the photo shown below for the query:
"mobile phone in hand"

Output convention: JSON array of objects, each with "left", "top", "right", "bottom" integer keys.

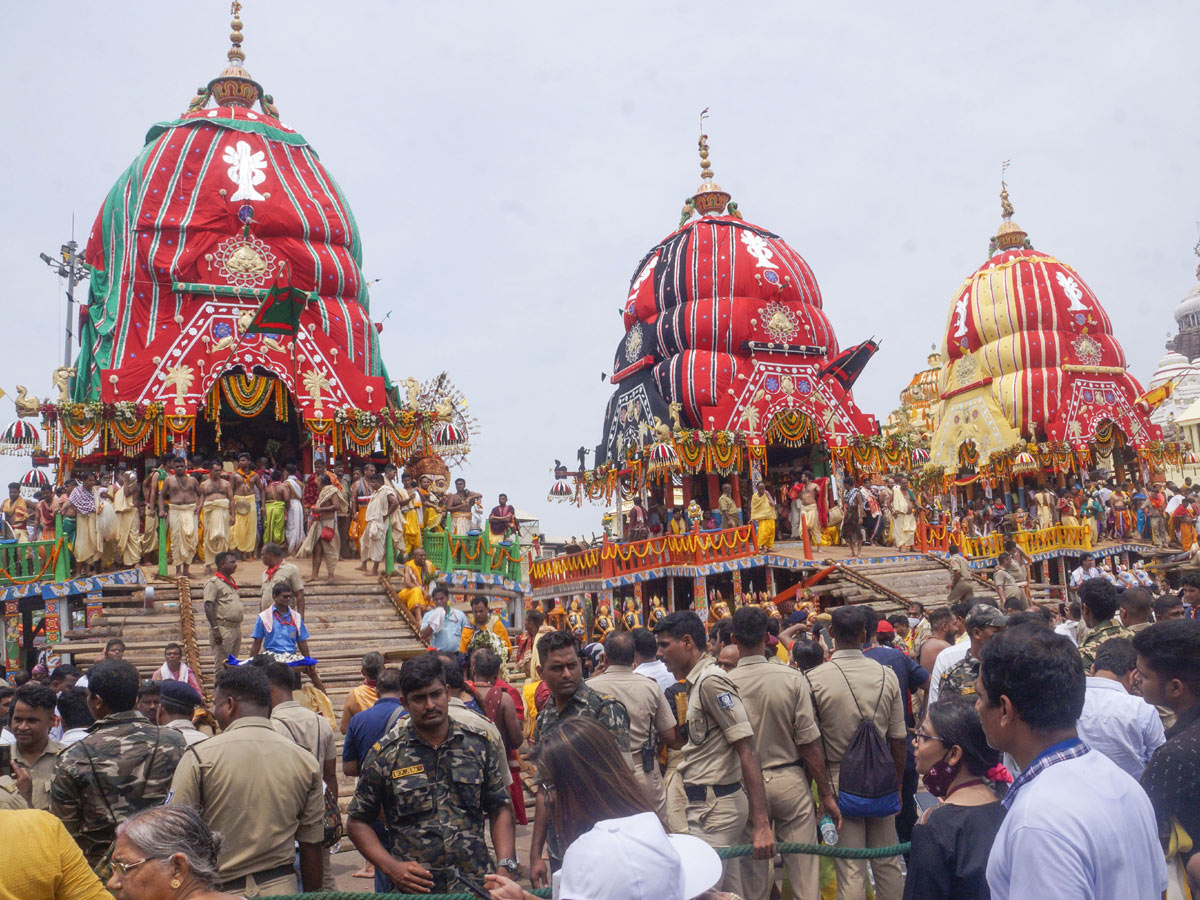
[{"left": 453, "top": 869, "right": 493, "bottom": 900}]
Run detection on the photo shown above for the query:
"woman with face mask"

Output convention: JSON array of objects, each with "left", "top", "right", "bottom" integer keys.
[{"left": 903, "top": 695, "right": 1012, "bottom": 900}]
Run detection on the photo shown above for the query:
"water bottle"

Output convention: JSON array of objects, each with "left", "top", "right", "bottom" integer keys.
[{"left": 819, "top": 814, "right": 839, "bottom": 845}]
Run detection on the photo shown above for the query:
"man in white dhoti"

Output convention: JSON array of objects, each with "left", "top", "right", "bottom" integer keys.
[
  {"left": 892, "top": 476, "right": 918, "bottom": 551},
  {"left": 159, "top": 458, "right": 201, "bottom": 577},
  {"left": 358, "top": 474, "right": 399, "bottom": 574}
]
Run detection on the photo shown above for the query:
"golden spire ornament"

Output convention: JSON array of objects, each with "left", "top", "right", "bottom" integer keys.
[{"left": 687, "top": 109, "right": 733, "bottom": 219}]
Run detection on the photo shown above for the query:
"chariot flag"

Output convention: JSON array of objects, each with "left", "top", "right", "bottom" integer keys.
[{"left": 245, "top": 282, "right": 307, "bottom": 337}]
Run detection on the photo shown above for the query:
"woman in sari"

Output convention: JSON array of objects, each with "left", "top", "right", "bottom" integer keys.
[{"left": 297, "top": 474, "right": 346, "bottom": 581}]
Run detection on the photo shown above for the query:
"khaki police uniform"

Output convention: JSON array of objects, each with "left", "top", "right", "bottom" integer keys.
[
  {"left": 22, "top": 739, "right": 62, "bottom": 811},
  {"left": 808, "top": 650, "right": 906, "bottom": 900},
  {"left": 663, "top": 681, "right": 689, "bottom": 833},
  {"left": 272, "top": 700, "right": 340, "bottom": 890},
  {"left": 204, "top": 577, "right": 244, "bottom": 661},
  {"left": 0, "top": 774, "right": 28, "bottom": 809},
  {"left": 261, "top": 561, "right": 305, "bottom": 612},
  {"left": 947, "top": 554, "right": 975, "bottom": 604},
  {"left": 680, "top": 654, "right": 755, "bottom": 894},
  {"left": 728, "top": 655, "right": 821, "bottom": 900},
  {"left": 168, "top": 716, "right": 324, "bottom": 897},
  {"left": 588, "top": 664, "right": 677, "bottom": 823}
]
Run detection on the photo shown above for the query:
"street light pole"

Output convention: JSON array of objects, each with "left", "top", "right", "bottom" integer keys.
[{"left": 39, "top": 238, "right": 89, "bottom": 369}]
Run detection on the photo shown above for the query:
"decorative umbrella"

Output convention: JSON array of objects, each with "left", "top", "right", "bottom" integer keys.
[
  {"left": 0, "top": 420, "right": 40, "bottom": 454},
  {"left": 910, "top": 447, "right": 930, "bottom": 465},
  {"left": 648, "top": 440, "right": 679, "bottom": 479},
  {"left": 1012, "top": 450, "right": 1039, "bottom": 475},
  {"left": 432, "top": 422, "right": 469, "bottom": 455},
  {"left": 547, "top": 480, "right": 574, "bottom": 502},
  {"left": 20, "top": 468, "right": 50, "bottom": 490},
  {"left": 1183, "top": 450, "right": 1200, "bottom": 465}
]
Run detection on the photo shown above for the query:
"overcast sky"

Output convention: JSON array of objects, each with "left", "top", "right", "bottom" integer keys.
[{"left": 2, "top": 1, "right": 1197, "bottom": 538}]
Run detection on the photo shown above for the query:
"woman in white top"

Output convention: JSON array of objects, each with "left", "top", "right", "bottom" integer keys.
[{"left": 486, "top": 716, "right": 724, "bottom": 900}]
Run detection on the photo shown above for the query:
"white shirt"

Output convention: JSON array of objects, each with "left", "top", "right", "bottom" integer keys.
[
  {"left": 1075, "top": 677, "right": 1165, "bottom": 780},
  {"left": 1069, "top": 565, "right": 1111, "bottom": 588},
  {"left": 0, "top": 727, "right": 13, "bottom": 746},
  {"left": 987, "top": 749, "right": 1166, "bottom": 900},
  {"left": 926, "top": 640, "right": 970, "bottom": 706},
  {"left": 1054, "top": 621, "right": 1080, "bottom": 645},
  {"left": 634, "top": 659, "right": 676, "bottom": 693},
  {"left": 58, "top": 727, "right": 91, "bottom": 747},
  {"left": 1166, "top": 494, "right": 1184, "bottom": 516}
]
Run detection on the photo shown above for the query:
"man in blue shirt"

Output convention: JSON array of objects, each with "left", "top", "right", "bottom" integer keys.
[
  {"left": 418, "top": 585, "right": 468, "bottom": 653},
  {"left": 342, "top": 666, "right": 407, "bottom": 892},
  {"left": 249, "top": 583, "right": 325, "bottom": 693}
]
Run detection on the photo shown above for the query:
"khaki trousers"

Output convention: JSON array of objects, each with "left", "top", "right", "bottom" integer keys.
[
  {"left": 739, "top": 765, "right": 819, "bottom": 900},
  {"left": 212, "top": 623, "right": 242, "bottom": 662},
  {"left": 663, "top": 762, "right": 688, "bottom": 833},
  {"left": 686, "top": 787, "right": 749, "bottom": 895},
  {"left": 638, "top": 766, "right": 669, "bottom": 827},
  {"left": 243, "top": 871, "right": 295, "bottom": 898},
  {"left": 829, "top": 764, "right": 903, "bottom": 900}
]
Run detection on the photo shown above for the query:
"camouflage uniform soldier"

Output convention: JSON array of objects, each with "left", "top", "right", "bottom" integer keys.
[
  {"left": 1077, "top": 579, "right": 1135, "bottom": 672},
  {"left": 50, "top": 660, "right": 186, "bottom": 868},
  {"left": 937, "top": 604, "right": 1009, "bottom": 699},
  {"left": 348, "top": 654, "right": 516, "bottom": 894}
]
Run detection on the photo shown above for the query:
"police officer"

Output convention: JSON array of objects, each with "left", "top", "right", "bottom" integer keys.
[
  {"left": 938, "top": 604, "right": 1009, "bottom": 698},
  {"left": 9, "top": 682, "right": 62, "bottom": 811},
  {"left": 203, "top": 550, "right": 243, "bottom": 665},
  {"left": 727, "top": 606, "right": 840, "bottom": 900},
  {"left": 50, "top": 659, "right": 186, "bottom": 869},
  {"left": 169, "top": 664, "right": 325, "bottom": 894},
  {"left": 654, "top": 611, "right": 774, "bottom": 894},
  {"left": 347, "top": 654, "right": 516, "bottom": 894},
  {"left": 588, "top": 630, "right": 681, "bottom": 823}
]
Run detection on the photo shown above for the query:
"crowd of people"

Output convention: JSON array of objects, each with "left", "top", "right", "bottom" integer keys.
[
  {"left": 0, "top": 455, "right": 522, "bottom": 585},
  {"left": 620, "top": 471, "right": 1200, "bottom": 558},
  {"left": 3, "top": 559, "right": 1199, "bottom": 900}
]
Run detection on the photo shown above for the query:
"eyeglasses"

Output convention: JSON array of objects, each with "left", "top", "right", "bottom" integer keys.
[
  {"left": 110, "top": 857, "right": 155, "bottom": 875},
  {"left": 717, "top": 661, "right": 737, "bottom": 671},
  {"left": 913, "top": 731, "right": 948, "bottom": 745},
  {"left": 537, "top": 778, "right": 556, "bottom": 796}
]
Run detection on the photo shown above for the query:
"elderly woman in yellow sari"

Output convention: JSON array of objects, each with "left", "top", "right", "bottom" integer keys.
[
  {"left": 396, "top": 546, "right": 437, "bottom": 613},
  {"left": 297, "top": 474, "right": 346, "bottom": 581}
]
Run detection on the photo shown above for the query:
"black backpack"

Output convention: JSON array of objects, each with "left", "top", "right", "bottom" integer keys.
[{"left": 827, "top": 664, "right": 900, "bottom": 819}]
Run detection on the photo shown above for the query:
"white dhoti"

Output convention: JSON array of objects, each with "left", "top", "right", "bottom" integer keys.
[
  {"left": 361, "top": 489, "right": 392, "bottom": 563},
  {"left": 112, "top": 491, "right": 141, "bottom": 566},
  {"left": 74, "top": 512, "right": 101, "bottom": 564},
  {"left": 142, "top": 508, "right": 159, "bottom": 554},
  {"left": 168, "top": 503, "right": 199, "bottom": 566},
  {"left": 202, "top": 497, "right": 231, "bottom": 560},
  {"left": 800, "top": 502, "right": 822, "bottom": 547}
]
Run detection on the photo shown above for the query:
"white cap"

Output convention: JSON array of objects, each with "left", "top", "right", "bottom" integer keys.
[{"left": 557, "top": 812, "right": 722, "bottom": 900}]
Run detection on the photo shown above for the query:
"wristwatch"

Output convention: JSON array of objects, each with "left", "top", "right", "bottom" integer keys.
[{"left": 497, "top": 857, "right": 519, "bottom": 873}]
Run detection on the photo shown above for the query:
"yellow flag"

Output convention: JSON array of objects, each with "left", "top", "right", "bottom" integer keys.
[{"left": 0, "top": 387, "right": 7, "bottom": 401}]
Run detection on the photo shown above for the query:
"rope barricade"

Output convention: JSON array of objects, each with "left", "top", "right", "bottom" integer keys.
[{"left": 263, "top": 841, "right": 912, "bottom": 900}]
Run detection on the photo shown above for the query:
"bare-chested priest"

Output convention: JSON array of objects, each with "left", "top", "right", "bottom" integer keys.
[
  {"left": 229, "top": 453, "right": 261, "bottom": 560},
  {"left": 158, "top": 458, "right": 201, "bottom": 577},
  {"left": 444, "top": 477, "right": 482, "bottom": 536},
  {"left": 200, "top": 463, "right": 233, "bottom": 572}
]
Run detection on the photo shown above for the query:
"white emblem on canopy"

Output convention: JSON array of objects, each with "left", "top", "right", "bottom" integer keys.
[{"left": 223, "top": 140, "right": 268, "bottom": 202}]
